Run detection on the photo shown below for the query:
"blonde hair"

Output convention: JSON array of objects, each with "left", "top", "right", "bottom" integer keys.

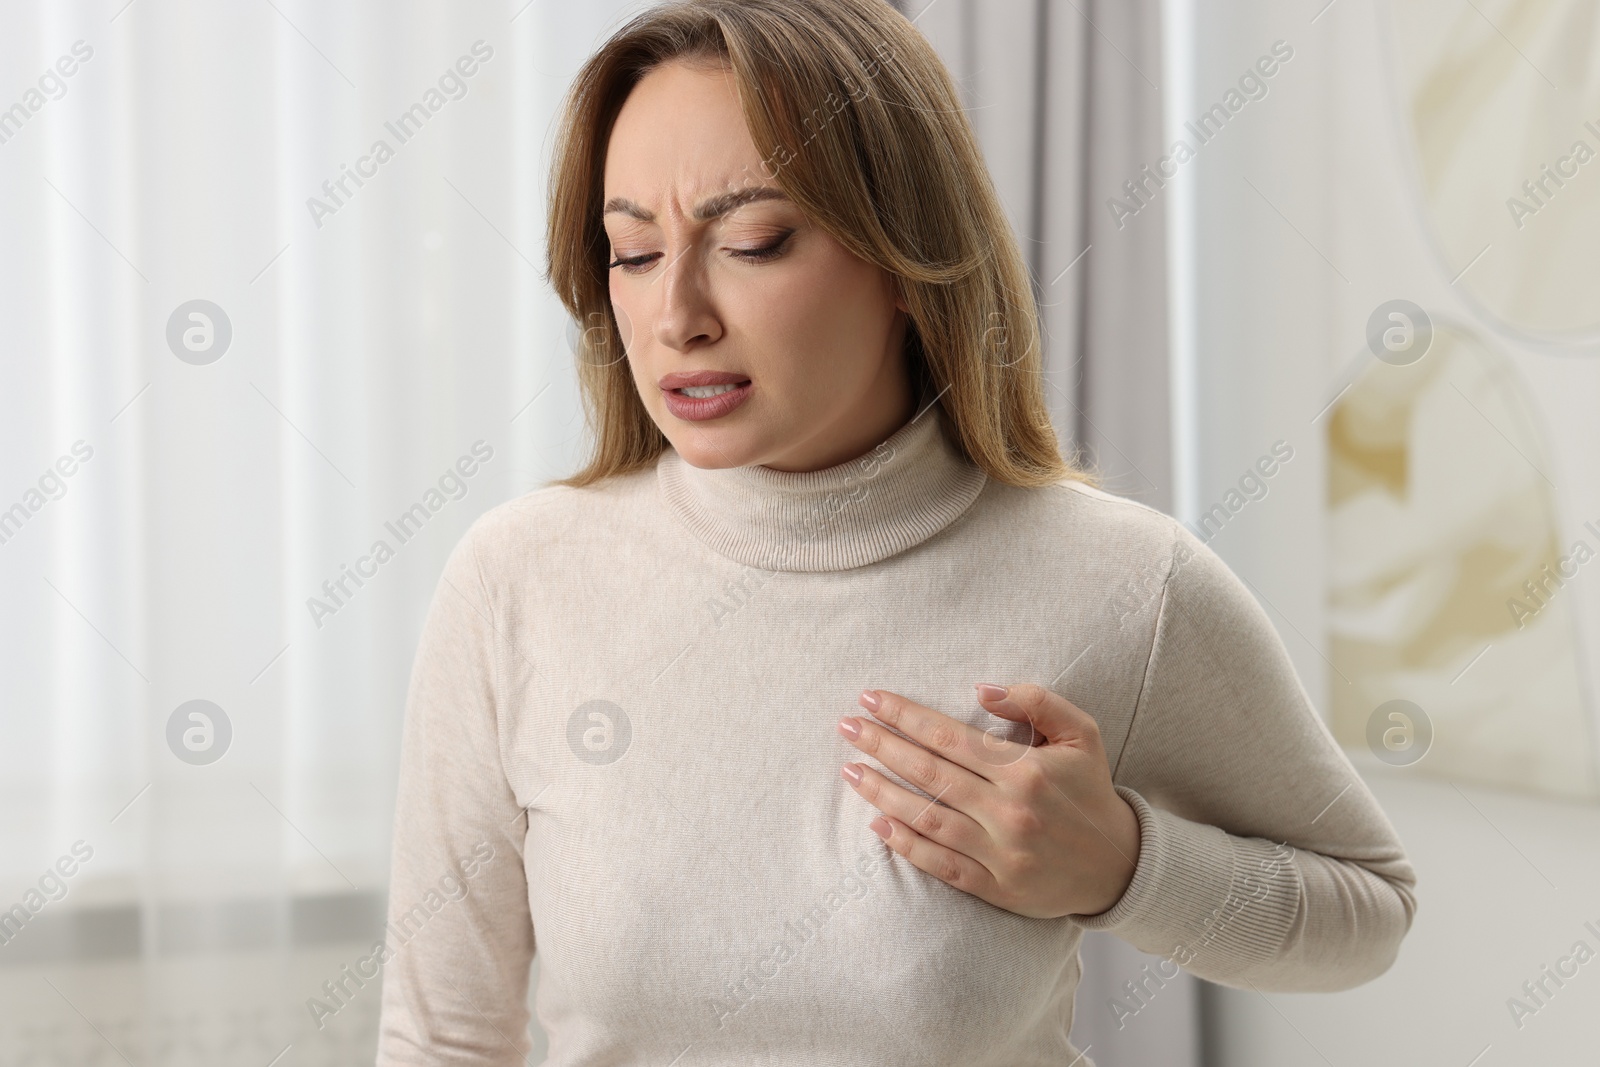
[{"left": 543, "top": 0, "right": 1094, "bottom": 490}]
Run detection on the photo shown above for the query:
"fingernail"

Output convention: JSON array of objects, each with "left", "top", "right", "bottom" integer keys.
[
  {"left": 870, "top": 817, "right": 891, "bottom": 840},
  {"left": 859, "top": 689, "right": 881, "bottom": 711},
  {"left": 841, "top": 763, "right": 863, "bottom": 785},
  {"left": 975, "top": 683, "right": 1009, "bottom": 702},
  {"left": 837, "top": 716, "right": 861, "bottom": 739}
]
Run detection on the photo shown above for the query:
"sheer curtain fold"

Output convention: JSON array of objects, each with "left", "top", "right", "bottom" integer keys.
[{"left": 1, "top": 2, "right": 599, "bottom": 1063}]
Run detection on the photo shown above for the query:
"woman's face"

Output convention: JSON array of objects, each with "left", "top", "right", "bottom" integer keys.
[{"left": 601, "top": 59, "right": 914, "bottom": 473}]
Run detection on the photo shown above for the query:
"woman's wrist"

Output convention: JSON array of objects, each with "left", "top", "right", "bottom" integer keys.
[{"left": 1073, "top": 793, "right": 1142, "bottom": 917}]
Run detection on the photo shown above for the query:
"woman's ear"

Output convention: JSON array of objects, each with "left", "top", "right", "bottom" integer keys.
[{"left": 892, "top": 279, "right": 909, "bottom": 314}]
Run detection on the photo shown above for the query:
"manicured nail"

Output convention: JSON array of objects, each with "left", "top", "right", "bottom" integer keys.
[
  {"left": 840, "top": 763, "right": 863, "bottom": 785},
  {"left": 975, "top": 683, "right": 1009, "bottom": 702},
  {"left": 870, "top": 817, "right": 891, "bottom": 839},
  {"left": 859, "top": 689, "right": 881, "bottom": 712},
  {"left": 837, "top": 716, "right": 861, "bottom": 739}
]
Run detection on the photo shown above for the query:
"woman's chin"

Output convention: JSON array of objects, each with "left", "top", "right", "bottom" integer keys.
[{"left": 665, "top": 429, "right": 760, "bottom": 470}]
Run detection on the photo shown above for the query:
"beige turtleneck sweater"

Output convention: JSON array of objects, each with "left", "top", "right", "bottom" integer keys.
[{"left": 373, "top": 400, "right": 1417, "bottom": 1066}]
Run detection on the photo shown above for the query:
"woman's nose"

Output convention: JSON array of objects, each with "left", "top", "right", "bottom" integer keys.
[{"left": 651, "top": 245, "right": 721, "bottom": 351}]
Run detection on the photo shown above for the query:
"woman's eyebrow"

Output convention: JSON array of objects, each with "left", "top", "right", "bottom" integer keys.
[{"left": 602, "top": 185, "right": 790, "bottom": 223}]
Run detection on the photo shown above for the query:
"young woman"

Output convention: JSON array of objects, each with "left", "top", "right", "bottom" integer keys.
[{"left": 375, "top": 1, "right": 1417, "bottom": 1063}]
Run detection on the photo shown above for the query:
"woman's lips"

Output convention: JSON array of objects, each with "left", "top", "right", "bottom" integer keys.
[{"left": 662, "top": 380, "right": 753, "bottom": 421}]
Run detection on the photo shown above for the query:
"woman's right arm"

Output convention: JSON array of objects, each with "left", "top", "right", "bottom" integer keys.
[{"left": 376, "top": 523, "right": 537, "bottom": 1066}]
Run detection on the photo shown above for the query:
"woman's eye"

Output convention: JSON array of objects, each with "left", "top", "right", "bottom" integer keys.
[
  {"left": 607, "top": 231, "right": 794, "bottom": 276},
  {"left": 729, "top": 231, "right": 794, "bottom": 263},
  {"left": 606, "top": 252, "right": 659, "bottom": 275}
]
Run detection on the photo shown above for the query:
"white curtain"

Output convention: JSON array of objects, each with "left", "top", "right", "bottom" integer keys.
[{"left": 0, "top": 1, "right": 634, "bottom": 1062}]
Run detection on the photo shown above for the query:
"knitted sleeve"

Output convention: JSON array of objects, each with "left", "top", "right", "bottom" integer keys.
[
  {"left": 375, "top": 522, "right": 537, "bottom": 1065},
  {"left": 1068, "top": 522, "right": 1418, "bottom": 992}
]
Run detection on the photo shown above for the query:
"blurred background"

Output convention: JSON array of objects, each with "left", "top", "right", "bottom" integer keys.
[{"left": 0, "top": 0, "right": 1596, "bottom": 1064}]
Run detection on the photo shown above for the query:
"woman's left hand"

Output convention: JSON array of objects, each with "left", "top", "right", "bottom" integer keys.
[{"left": 837, "top": 683, "right": 1141, "bottom": 920}]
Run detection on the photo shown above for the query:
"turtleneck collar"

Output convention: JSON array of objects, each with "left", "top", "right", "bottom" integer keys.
[{"left": 656, "top": 398, "right": 989, "bottom": 573}]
